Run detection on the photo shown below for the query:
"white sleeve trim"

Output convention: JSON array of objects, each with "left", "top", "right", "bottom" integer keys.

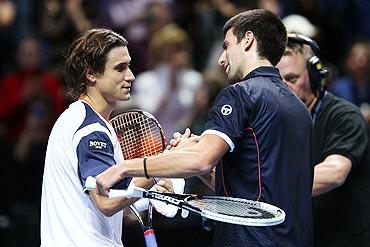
[{"left": 201, "top": 129, "right": 235, "bottom": 152}]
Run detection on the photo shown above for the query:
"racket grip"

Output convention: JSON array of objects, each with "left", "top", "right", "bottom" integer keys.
[
  {"left": 109, "top": 184, "right": 144, "bottom": 198},
  {"left": 144, "top": 229, "right": 158, "bottom": 247},
  {"left": 109, "top": 189, "right": 133, "bottom": 198},
  {"left": 85, "top": 176, "right": 144, "bottom": 198},
  {"left": 85, "top": 176, "right": 96, "bottom": 191},
  {"left": 84, "top": 177, "right": 129, "bottom": 197}
]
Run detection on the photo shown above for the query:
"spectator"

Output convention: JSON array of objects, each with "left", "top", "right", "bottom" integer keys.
[
  {"left": 277, "top": 33, "right": 370, "bottom": 247},
  {"left": 330, "top": 39, "right": 370, "bottom": 107},
  {"left": 132, "top": 23, "right": 203, "bottom": 140},
  {"left": 0, "top": 35, "right": 65, "bottom": 142}
]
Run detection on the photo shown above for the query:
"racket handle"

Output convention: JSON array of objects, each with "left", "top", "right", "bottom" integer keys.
[
  {"left": 85, "top": 176, "right": 97, "bottom": 191},
  {"left": 109, "top": 189, "right": 135, "bottom": 198},
  {"left": 144, "top": 229, "right": 158, "bottom": 247},
  {"left": 85, "top": 176, "right": 144, "bottom": 198},
  {"left": 109, "top": 185, "right": 144, "bottom": 198}
]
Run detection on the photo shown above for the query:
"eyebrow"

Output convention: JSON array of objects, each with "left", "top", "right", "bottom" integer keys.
[{"left": 223, "top": 41, "right": 228, "bottom": 50}]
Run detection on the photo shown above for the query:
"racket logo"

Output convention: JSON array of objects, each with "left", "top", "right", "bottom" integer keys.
[
  {"left": 221, "top": 105, "right": 232, "bottom": 116},
  {"left": 151, "top": 193, "right": 181, "bottom": 206}
]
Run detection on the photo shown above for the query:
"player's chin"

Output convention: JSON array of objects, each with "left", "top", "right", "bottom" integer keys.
[{"left": 118, "top": 93, "right": 131, "bottom": 102}]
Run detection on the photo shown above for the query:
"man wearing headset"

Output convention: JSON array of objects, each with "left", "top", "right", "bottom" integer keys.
[{"left": 277, "top": 33, "right": 370, "bottom": 247}]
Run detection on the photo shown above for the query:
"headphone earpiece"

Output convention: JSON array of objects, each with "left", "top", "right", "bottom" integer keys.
[{"left": 287, "top": 33, "right": 329, "bottom": 93}]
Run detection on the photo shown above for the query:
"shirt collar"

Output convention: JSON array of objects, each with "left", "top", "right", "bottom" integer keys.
[{"left": 242, "top": 66, "right": 282, "bottom": 81}]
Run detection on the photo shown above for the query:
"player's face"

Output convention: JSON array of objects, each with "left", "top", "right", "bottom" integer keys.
[
  {"left": 276, "top": 52, "right": 313, "bottom": 106},
  {"left": 218, "top": 29, "right": 246, "bottom": 81},
  {"left": 95, "top": 46, "right": 135, "bottom": 103}
]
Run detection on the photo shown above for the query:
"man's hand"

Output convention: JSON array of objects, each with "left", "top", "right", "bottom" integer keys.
[
  {"left": 153, "top": 179, "right": 173, "bottom": 193},
  {"left": 150, "top": 178, "right": 184, "bottom": 218},
  {"left": 95, "top": 165, "right": 122, "bottom": 197},
  {"left": 166, "top": 128, "right": 200, "bottom": 151}
]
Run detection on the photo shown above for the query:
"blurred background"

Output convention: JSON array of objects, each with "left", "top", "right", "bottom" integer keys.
[{"left": 0, "top": 0, "right": 369, "bottom": 246}]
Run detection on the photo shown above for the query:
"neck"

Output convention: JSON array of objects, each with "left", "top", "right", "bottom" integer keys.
[
  {"left": 79, "top": 94, "right": 113, "bottom": 121},
  {"left": 242, "top": 58, "right": 272, "bottom": 78},
  {"left": 306, "top": 95, "right": 318, "bottom": 112}
]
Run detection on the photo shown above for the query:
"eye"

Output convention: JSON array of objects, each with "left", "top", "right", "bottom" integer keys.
[
  {"left": 285, "top": 75, "right": 299, "bottom": 84},
  {"left": 115, "top": 63, "right": 130, "bottom": 72}
]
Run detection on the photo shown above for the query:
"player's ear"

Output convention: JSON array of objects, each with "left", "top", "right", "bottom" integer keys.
[
  {"left": 243, "top": 31, "right": 254, "bottom": 51},
  {"left": 85, "top": 69, "right": 96, "bottom": 83}
]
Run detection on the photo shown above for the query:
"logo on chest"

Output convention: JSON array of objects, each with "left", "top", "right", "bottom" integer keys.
[
  {"left": 221, "top": 104, "right": 233, "bottom": 116},
  {"left": 89, "top": 140, "right": 108, "bottom": 151}
]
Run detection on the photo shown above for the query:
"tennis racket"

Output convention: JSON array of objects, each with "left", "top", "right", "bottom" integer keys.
[
  {"left": 110, "top": 110, "right": 166, "bottom": 247},
  {"left": 86, "top": 177, "right": 286, "bottom": 227}
]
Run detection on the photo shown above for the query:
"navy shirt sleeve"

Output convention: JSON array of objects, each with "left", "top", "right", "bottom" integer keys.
[
  {"left": 204, "top": 85, "right": 252, "bottom": 145},
  {"left": 77, "top": 131, "right": 131, "bottom": 190}
]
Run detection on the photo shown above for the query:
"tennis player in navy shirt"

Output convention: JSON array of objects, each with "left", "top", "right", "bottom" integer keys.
[{"left": 95, "top": 9, "right": 314, "bottom": 247}]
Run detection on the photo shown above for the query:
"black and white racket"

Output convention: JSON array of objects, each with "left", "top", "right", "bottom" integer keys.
[
  {"left": 86, "top": 177, "right": 286, "bottom": 227},
  {"left": 110, "top": 110, "right": 167, "bottom": 247}
]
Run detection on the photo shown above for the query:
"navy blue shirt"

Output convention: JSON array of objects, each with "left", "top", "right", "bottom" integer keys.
[{"left": 204, "top": 67, "right": 314, "bottom": 247}]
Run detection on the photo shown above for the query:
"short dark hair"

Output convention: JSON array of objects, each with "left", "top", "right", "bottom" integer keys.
[
  {"left": 64, "top": 28, "right": 128, "bottom": 101},
  {"left": 223, "top": 9, "right": 287, "bottom": 66}
]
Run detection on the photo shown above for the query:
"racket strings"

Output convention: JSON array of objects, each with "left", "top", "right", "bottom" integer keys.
[
  {"left": 187, "top": 198, "right": 277, "bottom": 219},
  {"left": 111, "top": 113, "right": 164, "bottom": 159}
]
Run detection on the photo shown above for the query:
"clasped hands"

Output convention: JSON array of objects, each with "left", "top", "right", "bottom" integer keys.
[{"left": 95, "top": 128, "right": 200, "bottom": 197}]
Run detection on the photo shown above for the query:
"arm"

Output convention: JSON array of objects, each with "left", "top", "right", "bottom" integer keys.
[
  {"left": 65, "top": 0, "right": 92, "bottom": 32},
  {"left": 95, "top": 134, "right": 229, "bottom": 196},
  {"left": 312, "top": 154, "right": 352, "bottom": 197},
  {"left": 169, "top": 130, "right": 215, "bottom": 190},
  {"left": 91, "top": 177, "right": 174, "bottom": 217},
  {"left": 90, "top": 177, "right": 153, "bottom": 217}
]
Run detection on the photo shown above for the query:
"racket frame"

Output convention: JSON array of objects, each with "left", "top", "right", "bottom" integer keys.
[
  {"left": 109, "top": 109, "right": 167, "bottom": 247},
  {"left": 142, "top": 191, "right": 285, "bottom": 227},
  {"left": 105, "top": 184, "right": 286, "bottom": 227}
]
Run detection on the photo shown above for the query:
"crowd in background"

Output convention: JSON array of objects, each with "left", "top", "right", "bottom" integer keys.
[{"left": 0, "top": 0, "right": 370, "bottom": 246}]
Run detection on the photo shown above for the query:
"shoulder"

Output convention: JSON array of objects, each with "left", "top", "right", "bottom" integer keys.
[
  {"left": 63, "top": 102, "right": 114, "bottom": 141},
  {"left": 216, "top": 83, "right": 252, "bottom": 104},
  {"left": 320, "top": 93, "right": 368, "bottom": 134},
  {"left": 325, "top": 93, "right": 363, "bottom": 117},
  {"left": 56, "top": 101, "right": 86, "bottom": 126}
]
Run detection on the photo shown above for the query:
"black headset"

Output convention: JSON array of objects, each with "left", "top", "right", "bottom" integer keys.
[{"left": 287, "top": 33, "right": 329, "bottom": 93}]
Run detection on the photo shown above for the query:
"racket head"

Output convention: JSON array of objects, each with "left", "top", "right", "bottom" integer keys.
[
  {"left": 110, "top": 109, "right": 166, "bottom": 159},
  {"left": 185, "top": 196, "right": 286, "bottom": 226},
  {"left": 110, "top": 109, "right": 165, "bottom": 235}
]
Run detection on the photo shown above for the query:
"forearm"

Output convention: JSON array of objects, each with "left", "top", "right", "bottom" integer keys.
[
  {"left": 95, "top": 134, "right": 229, "bottom": 197},
  {"left": 120, "top": 149, "right": 213, "bottom": 179},
  {"left": 65, "top": 0, "right": 91, "bottom": 32},
  {"left": 91, "top": 177, "right": 153, "bottom": 216},
  {"left": 312, "top": 154, "right": 352, "bottom": 197},
  {"left": 312, "top": 165, "right": 340, "bottom": 197}
]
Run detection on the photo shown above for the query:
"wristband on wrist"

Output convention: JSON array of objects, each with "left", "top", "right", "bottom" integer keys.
[{"left": 143, "top": 156, "right": 150, "bottom": 179}]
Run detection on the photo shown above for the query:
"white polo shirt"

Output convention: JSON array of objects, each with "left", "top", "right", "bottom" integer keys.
[{"left": 41, "top": 100, "right": 130, "bottom": 247}]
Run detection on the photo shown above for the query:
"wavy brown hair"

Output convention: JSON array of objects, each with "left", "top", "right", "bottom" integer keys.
[{"left": 64, "top": 28, "right": 128, "bottom": 101}]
